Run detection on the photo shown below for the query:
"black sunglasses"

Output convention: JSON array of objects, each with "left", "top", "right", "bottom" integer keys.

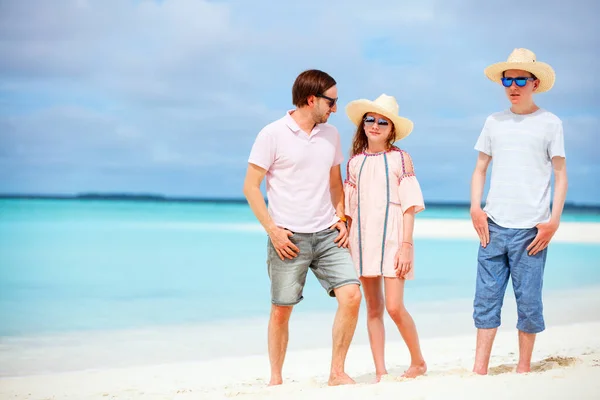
[
  {"left": 364, "top": 115, "right": 390, "bottom": 127},
  {"left": 315, "top": 93, "right": 338, "bottom": 108}
]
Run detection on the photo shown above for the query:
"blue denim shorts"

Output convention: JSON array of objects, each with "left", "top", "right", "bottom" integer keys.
[
  {"left": 473, "top": 219, "right": 548, "bottom": 334},
  {"left": 267, "top": 228, "right": 360, "bottom": 306}
]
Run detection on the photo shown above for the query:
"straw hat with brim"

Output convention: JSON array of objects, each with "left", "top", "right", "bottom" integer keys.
[
  {"left": 484, "top": 48, "right": 556, "bottom": 93},
  {"left": 345, "top": 94, "right": 414, "bottom": 142}
]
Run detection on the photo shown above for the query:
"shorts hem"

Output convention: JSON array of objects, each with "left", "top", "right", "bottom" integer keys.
[
  {"left": 271, "top": 298, "right": 303, "bottom": 306},
  {"left": 516, "top": 324, "right": 545, "bottom": 334},
  {"left": 327, "top": 279, "right": 361, "bottom": 295},
  {"left": 474, "top": 322, "right": 501, "bottom": 330}
]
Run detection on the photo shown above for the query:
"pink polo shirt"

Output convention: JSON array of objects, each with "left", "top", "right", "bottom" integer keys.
[{"left": 248, "top": 110, "right": 344, "bottom": 233}]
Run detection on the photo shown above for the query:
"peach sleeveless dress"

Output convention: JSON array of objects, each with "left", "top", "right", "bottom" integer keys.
[{"left": 344, "top": 147, "right": 425, "bottom": 278}]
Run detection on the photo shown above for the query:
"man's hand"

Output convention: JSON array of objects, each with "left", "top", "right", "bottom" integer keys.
[
  {"left": 330, "top": 220, "right": 349, "bottom": 248},
  {"left": 527, "top": 221, "right": 559, "bottom": 256},
  {"left": 268, "top": 226, "right": 300, "bottom": 261},
  {"left": 470, "top": 207, "right": 489, "bottom": 247},
  {"left": 394, "top": 243, "right": 413, "bottom": 278}
]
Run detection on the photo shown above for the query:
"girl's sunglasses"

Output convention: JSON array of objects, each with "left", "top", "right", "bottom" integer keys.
[
  {"left": 364, "top": 116, "right": 390, "bottom": 127},
  {"left": 501, "top": 77, "right": 535, "bottom": 88}
]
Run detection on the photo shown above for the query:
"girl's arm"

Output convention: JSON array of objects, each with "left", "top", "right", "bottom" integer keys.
[{"left": 402, "top": 206, "right": 416, "bottom": 246}]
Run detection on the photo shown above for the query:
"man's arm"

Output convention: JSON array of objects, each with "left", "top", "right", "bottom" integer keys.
[
  {"left": 243, "top": 163, "right": 277, "bottom": 233},
  {"left": 330, "top": 165, "right": 345, "bottom": 219},
  {"left": 243, "top": 163, "right": 299, "bottom": 260},
  {"left": 329, "top": 165, "right": 349, "bottom": 248},
  {"left": 470, "top": 152, "right": 492, "bottom": 247},
  {"left": 527, "top": 156, "right": 568, "bottom": 255}
]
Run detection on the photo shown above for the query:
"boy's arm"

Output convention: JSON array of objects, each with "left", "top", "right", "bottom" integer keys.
[
  {"left": 527, "top": 156, "right": 568, "bottom": 255},
  {"left": 470, "top": 152, "right": 492, "bottom": 247},
  {"left": 549, "top": 157, "right": 568, "bottom": 224}
]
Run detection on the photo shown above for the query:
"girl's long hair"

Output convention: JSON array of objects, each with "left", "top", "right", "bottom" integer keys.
[{"left": 350, "top": 113, "right": 397, "bottom": 157}]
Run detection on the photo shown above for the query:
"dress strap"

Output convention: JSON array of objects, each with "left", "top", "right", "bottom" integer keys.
[
  {"left": 380, "top": 153, "right": 390, "bottom": 274},
  {"left": 356, "top": 156, "right": 368, "bottom": 276}
]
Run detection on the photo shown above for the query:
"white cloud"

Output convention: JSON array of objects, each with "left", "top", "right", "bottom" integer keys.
[{"left": 0, "top": 0, "right": 598, "bottom": 202}]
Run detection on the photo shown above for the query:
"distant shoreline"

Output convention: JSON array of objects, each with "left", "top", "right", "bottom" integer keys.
[{"left": 1, "top": 193, "right": 599, "bottom": 211}]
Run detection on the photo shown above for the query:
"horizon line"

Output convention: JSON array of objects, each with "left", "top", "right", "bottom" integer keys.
[{"left": 0, "top": 192, "right": 599, "bottom": 209}]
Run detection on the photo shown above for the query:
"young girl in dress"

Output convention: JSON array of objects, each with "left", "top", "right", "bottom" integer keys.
[{"left": 343, "top": 94, "right": 427, "bottom": 381}]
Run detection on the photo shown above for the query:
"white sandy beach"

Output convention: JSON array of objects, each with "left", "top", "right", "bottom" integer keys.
[
  {"left": 1, "top": 323, "right": 600, "bottom": 399},
  {"left": 1, "top": 220, "right": 599, "bottom": 399},
  {"left": 2, "top": 285, "right": 600, "bottom": 400}
]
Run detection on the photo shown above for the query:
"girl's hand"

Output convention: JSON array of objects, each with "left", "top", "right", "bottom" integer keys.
[{"left": 394, "top": 242, "right": 414, "bottom": 278}]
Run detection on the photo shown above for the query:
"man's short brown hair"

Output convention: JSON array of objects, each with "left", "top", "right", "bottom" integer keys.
[{"left": 292, "top": 69, "right": 336, "bottom": 107}]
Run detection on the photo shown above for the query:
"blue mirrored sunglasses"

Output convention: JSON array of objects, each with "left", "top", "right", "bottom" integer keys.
[
  {"left": 364, "top": 116, "right": 390, "bottom": 126},
  {"left": 501, "top": 77, "right": 535, "bottom": 87}
]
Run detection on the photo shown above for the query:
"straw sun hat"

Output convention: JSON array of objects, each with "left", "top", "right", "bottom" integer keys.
[
  {"left": 484, "top": 48, "right": 556, "bottom": 93},
  {"left": 345, "top": 94, "right": 414, "bottom": 142}
]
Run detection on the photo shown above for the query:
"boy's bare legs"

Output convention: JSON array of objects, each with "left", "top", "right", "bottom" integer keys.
[
  {"left": 328, "top": 283, "right": 362, "bottom": 386},
  {"left": 268, "top": 304, "right": 293, "bottom": 386},
  {"left": 473, "top": 328, "right": 497, "bottom": 375},
  {"left": 517, "top": 331, "right": 536, "bottom": 373},
  {"left": 361, "top": 277, "right": 388, "bottom": 381},
  {"left": 384, "top": 277, "right": 427, "bottom": 378}
]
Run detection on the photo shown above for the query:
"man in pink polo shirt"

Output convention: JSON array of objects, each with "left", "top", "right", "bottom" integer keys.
[{"left": 243, "top": 69, "right": 362, "bottom": 386}]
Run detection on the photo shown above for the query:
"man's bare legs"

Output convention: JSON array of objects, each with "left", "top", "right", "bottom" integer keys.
[
  {"left": 473, "top": 327, "right": 497, "bottom": 375},
  {"left": 384, "top": 277, "right": 427, "bottom": 378},
  {"left": 517, "top": 331, "right": 536, "bottom": 373},
  {"left": 360, "top": 277, "right": 387, "bottom": 382},
  {"left": 268, "top": 304, "right": 293, "bottom": 386},
  {"left": 328, "top": 283, "right": 362, "bottom": 386}
]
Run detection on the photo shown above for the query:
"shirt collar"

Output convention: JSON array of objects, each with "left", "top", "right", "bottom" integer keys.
[{"left": 285, "top": 110, "right": 322, "bottom": 136}]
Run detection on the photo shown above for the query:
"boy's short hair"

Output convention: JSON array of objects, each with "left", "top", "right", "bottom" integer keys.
[{"left": 502, "top": 70, "right": 538, "bottom": 80}]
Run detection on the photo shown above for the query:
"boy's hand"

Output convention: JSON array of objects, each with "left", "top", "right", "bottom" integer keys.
[
  {"left": 470, "top": 207, "right": 489, "bottom": 247},
  {"left": 527, "top": 221, "right": 559, "bottom": 256}
]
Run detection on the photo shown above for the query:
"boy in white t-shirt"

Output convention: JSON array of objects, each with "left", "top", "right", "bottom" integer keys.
[{"left": 469, "top": 48, "right": 568, "bottom": 375}]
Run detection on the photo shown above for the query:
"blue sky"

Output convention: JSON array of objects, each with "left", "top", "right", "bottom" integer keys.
[{"left": 0, "top": 0, "right": 598, "bottom": 204}]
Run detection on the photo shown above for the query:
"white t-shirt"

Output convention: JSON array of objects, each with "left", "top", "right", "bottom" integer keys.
[
  {"left": 248, "top": 111, "right": 344, "bottom": 233},
  {"left": 474, "top": 108, "right": 566, "bottom": 229}
]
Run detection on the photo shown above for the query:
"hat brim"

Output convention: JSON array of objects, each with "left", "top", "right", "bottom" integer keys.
[
  {"left": 345, "top": 100, "right": 414, "bottom": 142},
  {"left": 484, "top": 61, "right": 555, "bottom": 93}
]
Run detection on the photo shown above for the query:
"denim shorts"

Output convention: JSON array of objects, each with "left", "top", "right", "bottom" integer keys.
[
  {"left": 267, "top": 228, "right": 361, "bottom": 306},
  {"left": 473, "top": 219, "right": 548, "bottom": 334}
]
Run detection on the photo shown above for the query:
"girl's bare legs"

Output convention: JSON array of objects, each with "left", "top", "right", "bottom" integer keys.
[
  {"left": 384, "top": 277, "right": 427, "bottom": 378},
  {"left": 360, "top": 276, "right": 387, "bottom": 381}
]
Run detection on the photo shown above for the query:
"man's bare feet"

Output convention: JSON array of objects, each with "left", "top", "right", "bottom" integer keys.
[
  {"left": 268, "top": 376, "right": 283, "bottom": 386},
  {"left": 328, "top": 372, "right": 356, "bottom": 386},
  {"left": 401, "top": 362, "right": 427, "bottom": 378}
]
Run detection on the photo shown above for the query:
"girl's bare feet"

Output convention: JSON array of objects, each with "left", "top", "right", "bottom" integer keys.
[
  {"left": 401, "top": 362, "right": 427, "bottom": 378},
  {"left": 374, "top": 372, "right": 388, "bottom": 383}
]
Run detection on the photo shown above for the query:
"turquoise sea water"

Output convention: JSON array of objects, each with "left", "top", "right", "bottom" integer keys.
[{"left": 1, "top": 199, "right": 599, "bottom": 337}]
